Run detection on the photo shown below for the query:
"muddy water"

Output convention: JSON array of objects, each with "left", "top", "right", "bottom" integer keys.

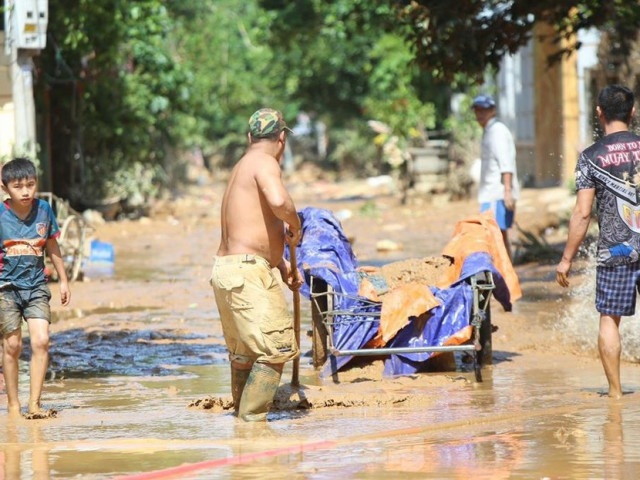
[
  {"left": 3, "top": 296, "right": 640, "bottom": 479},
  {"left": 4, "top": 193, "right": 640, "bottom": 478}
]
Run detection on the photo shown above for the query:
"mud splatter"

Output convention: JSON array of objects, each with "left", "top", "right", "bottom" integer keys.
[
  {"left": 188, "top": 361, "right": 464, "bottom": 414},
  {"left": 24, "top": 408, "right": 58, "bottom": 420}
]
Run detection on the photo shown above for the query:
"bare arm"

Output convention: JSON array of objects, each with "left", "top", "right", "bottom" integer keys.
[
  {"left": 493, "top": 124, "right": 517, "bottom": 211},
  {"left": 46, "top": 238, "right": 71, "bottom": 306},
  {"left": 501, "top": 172, "right": 515, "bottom": 210},
  {"left": 255, "top": 159, "right": 302, "bottom": 238},
  {"left": 556, "top": 188, "right": 595, "bottom": 287},
  {"left": 276, "top": 257, "right": 303, "bottom": 292}
]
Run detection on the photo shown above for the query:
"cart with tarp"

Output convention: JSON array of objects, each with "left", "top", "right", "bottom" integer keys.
[{"left": 288, "top": 207, "right": 521, "bottom": 382}]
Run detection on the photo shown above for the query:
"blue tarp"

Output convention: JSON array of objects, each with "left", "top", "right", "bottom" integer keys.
[
  {"left": 289, "top": 207, "right": 360, "bottom": 299},
  {"left": 287, "top": 208, "right": 375, "bottom": 373},
  {"left": 323, "top": 300, "right": 381, "bottom": 376},
  {"left": 454, "top": 251, "right": 512, "bottom": 311},
  {"left": 383, "top": 283, "right": 473, "bottom": 376},
  {"left": 289, "top": 207, "right": 506, "bottom": 376}
]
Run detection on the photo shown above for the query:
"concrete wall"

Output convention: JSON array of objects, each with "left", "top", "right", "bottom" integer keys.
[
  {"left": 0, "top": 31, "right": 15, "bottom": 158},
  {"left": 498, "top": 22, "right": 598, "bottom": 188},
  {"left": 532, "top": 22, "right": 575, "bottom": 187},
  {"left": 576, "top": 29, "right": 601, "bottom": 150},
  {"left": 498, "top": 40, "right": 536, "bottom": 187}
]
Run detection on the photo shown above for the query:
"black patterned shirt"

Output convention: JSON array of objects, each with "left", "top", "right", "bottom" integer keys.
[{"left": 575, "top": 131, "right": 640, "bottom": 266}]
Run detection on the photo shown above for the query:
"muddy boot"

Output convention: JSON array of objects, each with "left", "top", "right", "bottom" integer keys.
[
  {"left": 231, "top": 365, "right": 252, "bottom": 415},
  {"left": 238, "top": 363, "right": 282, "bottom": 422}
]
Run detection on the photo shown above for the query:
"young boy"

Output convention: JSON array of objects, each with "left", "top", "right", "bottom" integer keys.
[{"left": 0, "top": 157, "right": 71, "bottom": 418}]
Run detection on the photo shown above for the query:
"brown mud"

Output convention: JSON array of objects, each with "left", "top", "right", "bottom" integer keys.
[
  {"left": 378, "top": 255, "right": 451, "bottom": 290},
  {"left": 23, "top": 409, "right": 57, "bottom": 420}
]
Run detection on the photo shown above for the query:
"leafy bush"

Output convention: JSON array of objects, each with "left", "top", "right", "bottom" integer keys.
[{"left": 328, "top": 126, "right": 379, "bottom": 177}]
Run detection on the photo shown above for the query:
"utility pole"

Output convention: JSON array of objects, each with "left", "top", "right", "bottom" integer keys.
[{"left": 4, "top": 0, "right": 48, "bottom": 159}]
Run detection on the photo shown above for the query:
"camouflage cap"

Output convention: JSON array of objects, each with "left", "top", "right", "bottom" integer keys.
[{"left": 248, "top": 108, "right": 293, "bottom": 138}]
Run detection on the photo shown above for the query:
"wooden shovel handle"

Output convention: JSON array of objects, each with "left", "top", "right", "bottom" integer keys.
[{"left": 290, "top": 245, "right": 301, "bottom": 387}]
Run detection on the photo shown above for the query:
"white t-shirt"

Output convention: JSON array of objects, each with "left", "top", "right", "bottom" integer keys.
[{"left": 477, "top": 118, "right": 520, "bottom": 203}]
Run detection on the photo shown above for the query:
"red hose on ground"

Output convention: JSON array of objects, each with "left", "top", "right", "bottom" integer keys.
[{"left": 112, "top": 440, "right": 336, "bottom": 480}]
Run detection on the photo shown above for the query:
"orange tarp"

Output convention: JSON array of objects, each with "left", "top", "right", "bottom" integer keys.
[
  {"left": 358, "top": 276, "right": 382, "bottom": 301},
  {"left": 437, "top": 211, "right": 522, "bottom": 302},
  {"left": 364, "top": 283, "right": 440, "bottom": 348}
]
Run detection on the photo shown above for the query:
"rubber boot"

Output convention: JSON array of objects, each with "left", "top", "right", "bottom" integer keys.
[
  {"left": 237, "top": 363, "right": 283, "bottom": 422},
  {"left": 231, "top": 365, "right": 252, "bottom": 415}
]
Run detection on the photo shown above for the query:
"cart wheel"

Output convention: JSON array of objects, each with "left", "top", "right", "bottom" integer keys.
[
  {"left": 311, "top": 297, "right": 328, "bottom": 369},
  {"left": 474, "top": 355, "right": 483, "bottom": 382},
  {"left": 59, "top": 215, "right": 85, "bottom": 282},
  {"left": 474, "top": 300, "right": 493, "bottom": 383},
  {"left": 478, "top": 301, "right": 493, "bottom": 365},
  {"left": 311, "top": 280, "right": 329, "bottom": 369}
]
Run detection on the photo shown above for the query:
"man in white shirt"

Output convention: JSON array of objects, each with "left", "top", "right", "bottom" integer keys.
[{"left": 472, "top": 94, "right": 520, "bottom": 261}]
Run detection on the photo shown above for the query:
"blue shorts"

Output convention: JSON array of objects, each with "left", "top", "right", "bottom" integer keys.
[
  {"left": 0, "top": 284, "right": 52, "bottom": 336},
  {"left": 596, "top": 263, "right": 640, "bottom": 316},
  {"left": 480, "top": 200, "right": 514, "bottom": 230}
]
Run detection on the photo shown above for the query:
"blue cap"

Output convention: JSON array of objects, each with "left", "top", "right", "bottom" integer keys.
[{"left": 472, "top": 94, "right": 496, "bottom": 109}]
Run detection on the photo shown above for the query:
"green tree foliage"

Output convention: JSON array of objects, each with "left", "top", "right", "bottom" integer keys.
[
  {"left": 260, "top": 0, "right": 445, "bottom": 125},
  {"left": 38, "top": 0, "right": 191, "bottom": 200},
  {"left": 395, "top": 0, "right": 640, "bottom": 81},
  {"left": 364, "top": 34, "right": 436, "bottom": 137},
  {"left": 259, "top": 0, "right": 445, "bottom": 159},
  {"left": 259, "top": 0, "right": 395, "bottom": 122},
  {"left": 36, "top": 0, "right": 640, "bottom": 202},
  {"left": 165, "top": 0, "right": 297, "bottom": 159}
]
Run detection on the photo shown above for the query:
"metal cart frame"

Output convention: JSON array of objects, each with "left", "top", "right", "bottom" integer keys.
[{"left": 309, "top": 271, "right": 495, "bottom": 382}]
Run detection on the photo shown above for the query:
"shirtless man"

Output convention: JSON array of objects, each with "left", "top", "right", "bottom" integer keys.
[{"left": 210, "top": 108, "right": 302, "bottom": 421}]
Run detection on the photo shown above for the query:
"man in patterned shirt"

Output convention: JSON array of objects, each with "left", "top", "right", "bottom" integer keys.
[{"left": 557, "top": 85, "right": 640, "bottom": 399}]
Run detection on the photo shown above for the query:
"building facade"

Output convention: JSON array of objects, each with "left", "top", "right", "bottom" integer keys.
[
  {"left": 497, "top": 26, "right": 601, "bottom": 188},
  {"left": 0, "top": 31, "right": 14, "bottom": 159}
]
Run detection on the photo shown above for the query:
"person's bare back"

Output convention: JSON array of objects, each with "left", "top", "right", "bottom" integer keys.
[
  {"left": 217, "top": 118, "right": 302, "bottom": 270},
  {"left": 217, "top": 151, "right": 284, "bottom": 266}
]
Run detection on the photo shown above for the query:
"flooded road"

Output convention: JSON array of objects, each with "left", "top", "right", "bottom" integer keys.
[
  {"left": 5, "top": 289, "right": 640, "bottom": 479},
  {"left": 4, "top": 342, "right": 640, "bottom": 479},
  {"left": 2, "top": 184, "right": 640, "bottom": 479}
]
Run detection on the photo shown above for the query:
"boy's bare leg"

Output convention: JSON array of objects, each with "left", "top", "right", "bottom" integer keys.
[
  {"left": 599, "top": 314, "right": 623, "bottom": 399},
  {"left": 26, "top": 318, "right": 50, "bottom": 414},
  {"left": 3, "top": 328, "right": 23, "bottom": 417}
]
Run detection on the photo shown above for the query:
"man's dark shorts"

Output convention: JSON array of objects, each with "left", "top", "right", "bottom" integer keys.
[
  {"left": 0, "top": 284, "right": 52, "bottom": 336},
  {"left": 596, "top": 262, "right": 640, "bottom": 316}
]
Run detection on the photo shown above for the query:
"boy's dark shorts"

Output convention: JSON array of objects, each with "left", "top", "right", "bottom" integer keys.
[
  {"left": 596, "top": 262, "right": 640, "bottom": 316},
  {"left": 0, "top": 284, "right": 52, "bottom": 336}
]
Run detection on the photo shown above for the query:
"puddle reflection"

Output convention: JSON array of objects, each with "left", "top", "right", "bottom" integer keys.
[
  {"left": 1, "top": 421, "right": 51, "bottom": 480},
  {"left": 604, "top": 401, "right": 624, "bottom": 479}
]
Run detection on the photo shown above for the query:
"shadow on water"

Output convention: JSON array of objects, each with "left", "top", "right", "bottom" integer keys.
[
  {"left": 21, "top": 328, "right": 227, "bottom": 378},
  {"left": 490, "top": 350, "right": 521, "bottom": 365}
]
